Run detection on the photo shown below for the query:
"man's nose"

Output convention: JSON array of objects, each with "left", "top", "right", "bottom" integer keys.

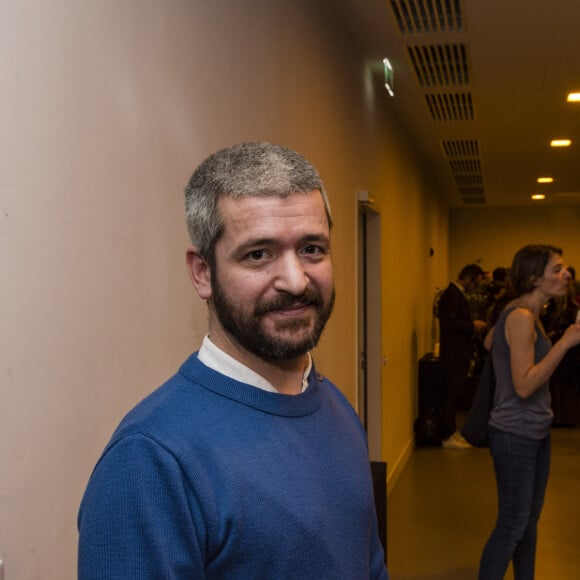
[{"left": 272, "top": 253, "right": 309, "bottom": 295}]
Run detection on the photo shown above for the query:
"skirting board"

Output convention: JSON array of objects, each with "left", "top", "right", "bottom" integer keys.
[{"left": 386, "top": 436, "right": 414, "bottom": 497}]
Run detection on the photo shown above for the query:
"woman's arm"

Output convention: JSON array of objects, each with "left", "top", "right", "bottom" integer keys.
[{"left": 507, "top": 307, "right": 580, "bottom": 398}]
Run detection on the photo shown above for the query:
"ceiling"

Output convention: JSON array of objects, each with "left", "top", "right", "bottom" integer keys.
[{"left": 331, "top": 0, "right": 580, "bottom": 207}]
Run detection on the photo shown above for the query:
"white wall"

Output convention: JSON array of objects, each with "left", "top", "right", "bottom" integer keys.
[{"left": 0, "top": 1, "right": 448, "bottom": 577}]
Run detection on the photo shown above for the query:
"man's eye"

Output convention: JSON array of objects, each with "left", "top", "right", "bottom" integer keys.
[
  {"left": 248, "top": 250, "right": 266, "bottom": 260},
  {"left": 302, "top": 245, "right": 324, "bottom": 255}
]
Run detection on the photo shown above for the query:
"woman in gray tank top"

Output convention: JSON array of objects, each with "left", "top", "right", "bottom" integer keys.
[{"left": 478, "top": 245, "right": 580, "bottom": 580}]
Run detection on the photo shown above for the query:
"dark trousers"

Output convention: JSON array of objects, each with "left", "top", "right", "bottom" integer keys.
[
  {"left": 478, "top": 427, "right": 551, "bottom": 580},
  {"left": 441, "top": 358, "right": 470, "bottom": 439}
]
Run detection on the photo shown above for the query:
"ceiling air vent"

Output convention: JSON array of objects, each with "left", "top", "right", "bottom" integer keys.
[
  {"left": 462, "top": 196, "right": 486, "bottom": 205},
  {"left": 407, "top": 44, "right": 469, "bottom": 87},
  {"left": 442, "top": 139, "right": 486, "bottom": 204},
  {"left": 425, "top": 93, "right": 474, "bottom": 121},
  {"left": 390, "top": 0, "right": 463, "bottom": 34},
  {"left": 442, "top": 139, "right": 479, "bottom": 158},
  {"left": 448, "top": 159, "right": 481, "bottom": 173},
  {"left": 454, "top": 175, "right": 483, "bottom": 188}
]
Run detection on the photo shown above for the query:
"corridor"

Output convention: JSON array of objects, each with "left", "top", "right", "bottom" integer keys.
[{"left": 387, "top": 427, "right": 580, "bottom": 579}]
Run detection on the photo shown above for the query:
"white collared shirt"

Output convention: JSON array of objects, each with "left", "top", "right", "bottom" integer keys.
[{"left": 197, "top": 335, "right": 312, "bottom": 393}]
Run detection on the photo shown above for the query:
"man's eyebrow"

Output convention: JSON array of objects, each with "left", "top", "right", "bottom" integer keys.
[
  {"left": 236, "top": 237, "right": 278, "bottom": 252},
  {"left": 300, "top": 233, "right": 330, "bottom": 243},
  {"left": 235, "top": 233, "right": 330, "bottom": 253},
  {"left": 239, "top": 233, "right": 330, "bottom": 248}
]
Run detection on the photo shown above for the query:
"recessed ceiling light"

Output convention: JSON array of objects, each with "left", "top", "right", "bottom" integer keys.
[
  {"left": 567, "top": 92, "right": 580, "bottom": 102},
  {"left": 550, "top": 139, "right": 572, "bottom": 147},
  {"left": 531, "top": 194, "right": 546, "bottom": 200},
  {"left": 536, "top": 177, "right": 554, "bottom": 183}
]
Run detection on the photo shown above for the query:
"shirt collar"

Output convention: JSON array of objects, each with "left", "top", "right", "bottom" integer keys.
[{"left": 197, "top": 335, "right": 312, "bottom": 393}]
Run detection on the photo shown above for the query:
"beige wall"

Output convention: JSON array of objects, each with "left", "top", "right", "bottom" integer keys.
[
  {"left": 449, "top": 206, "right": 580, "bottom": 278},
  {"left": 0, "top": 1, "right": 448, "bottom": 577}
]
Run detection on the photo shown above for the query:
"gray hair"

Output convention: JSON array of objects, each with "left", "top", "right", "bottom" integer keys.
[{"left": 184, "top": 142, "right": 332, "bottom": 264}]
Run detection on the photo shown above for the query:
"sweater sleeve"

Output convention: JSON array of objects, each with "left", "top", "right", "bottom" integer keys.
[{"left": 78, "top": 434, "right": 205, "bottom": 580}]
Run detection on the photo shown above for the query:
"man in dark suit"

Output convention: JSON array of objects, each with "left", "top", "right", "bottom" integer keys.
[{"left": 438, "top": 264, "right": 487, "bottom": 449}]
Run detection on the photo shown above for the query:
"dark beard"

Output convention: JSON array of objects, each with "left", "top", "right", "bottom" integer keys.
[{"left": 211, "top": 278, "right": 335, "bottom": 361}]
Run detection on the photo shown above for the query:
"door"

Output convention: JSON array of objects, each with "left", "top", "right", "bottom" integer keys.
[{"left": 357, "top": 201, "right": 383, "bottom": 461}]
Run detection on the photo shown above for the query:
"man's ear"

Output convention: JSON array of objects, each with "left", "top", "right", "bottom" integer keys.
[{"left": 186, "top": 246, "right": 212, "bottom": 300}]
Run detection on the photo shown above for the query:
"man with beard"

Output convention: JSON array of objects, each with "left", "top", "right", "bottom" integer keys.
[{"left": 78, "top": 143, "right": 389, "bottom": 579}]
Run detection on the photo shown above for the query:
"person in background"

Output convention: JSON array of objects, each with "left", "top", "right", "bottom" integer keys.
[
  {"left": 478, "top": 245, "right": 580, "bottom": 580},
  {"left": 77, "top": 142, "right": 389, "bottom": 579},
  {"left": 566, "top": 265, "right": 580, "bottom": 307},
  {"left": 540, "top": 276, "right": 580, "bottom": 427},
  {"left": 468, "top": 269, "right": 493, "bottom": 322},
  {"left": 492, "top": 266, "right": 509, "bottom": 284},
  {"left": 438, "top": 264, "right": 487, "bottom": 449},
  {"left": 485, "top": 268, "right": 510, "bottom": 323}
]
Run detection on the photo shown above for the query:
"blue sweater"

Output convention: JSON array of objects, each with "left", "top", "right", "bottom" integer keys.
[{"left": 78, "top": 353, "right": 388, "bottom": 579}]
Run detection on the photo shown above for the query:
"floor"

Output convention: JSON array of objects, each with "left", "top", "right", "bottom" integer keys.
[{"left": 386, "top": 427, "right": 580, "bottom": 580}]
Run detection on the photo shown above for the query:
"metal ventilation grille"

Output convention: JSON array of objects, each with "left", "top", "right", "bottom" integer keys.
[
  {"left": 448, "top": 159, "right": 481, "bottom": 173},
  {"left": 390, "top": 0, "right": 463, "bottom": 34},
  {"left": 425, "top": 93, "right": 474, "bottom": 121},
  {"left": 442, "top": 139, "right": 486, "bottom": 204},
  {"left": 407, "top": 44, "right": 469, "bottom": 87},
  {"left": 462, "top": 196, "right": 486, "bottom": 204},
  {"left": 442, "top": 139, "right": 479, "bottom": 158},
  {"left": 454, "top": 175, "right": 483, "bottom": 188}
]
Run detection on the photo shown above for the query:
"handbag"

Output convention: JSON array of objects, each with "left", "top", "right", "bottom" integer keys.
[{"left": 460, "top": 353, "right": 495, "bottom": 447}]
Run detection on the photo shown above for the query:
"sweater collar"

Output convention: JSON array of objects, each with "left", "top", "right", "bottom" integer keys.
[
  {"left": 179, "top": 353, "right": 322, "bottom": 417},
  {"left": 197, "top": 335, "right": 312, "bottom": 394}
]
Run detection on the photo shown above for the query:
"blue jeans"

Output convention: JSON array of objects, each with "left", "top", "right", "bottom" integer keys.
[{"left": 478, "top": 427, "right": 551, "bottom": 580}]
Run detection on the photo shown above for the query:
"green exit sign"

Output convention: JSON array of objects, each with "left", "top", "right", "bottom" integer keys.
[{"left": 383, "top": 58, "right": 394, "bottom": 97}]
